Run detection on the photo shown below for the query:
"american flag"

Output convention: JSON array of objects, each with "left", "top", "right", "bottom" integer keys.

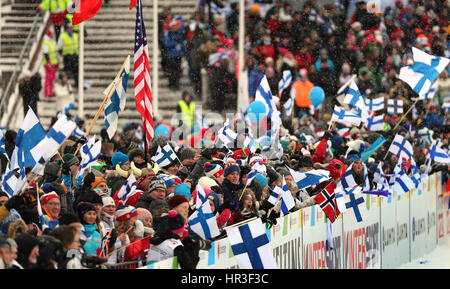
[{"left": 134, "top": 0, "right": 154, "bottom": 149}]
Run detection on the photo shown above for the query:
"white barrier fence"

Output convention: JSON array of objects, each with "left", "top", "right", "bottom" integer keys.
[{"left": 140, "top": 172, "right": 450, "bottom": 269}]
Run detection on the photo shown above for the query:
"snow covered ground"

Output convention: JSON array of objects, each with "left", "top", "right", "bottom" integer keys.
[{"left": 395, "top": 239, "right": 450, "bottom": 269}]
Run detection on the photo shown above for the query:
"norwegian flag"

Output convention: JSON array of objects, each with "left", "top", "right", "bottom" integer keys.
[
  {"left": 315, "top": 183, "right": 340, "bottom": 223},
  {"left": 97, "top": 230, "right": 113, "bottom": 258},
  {"left": 134, "top": 0, "right": 154, "bottom": 150}
]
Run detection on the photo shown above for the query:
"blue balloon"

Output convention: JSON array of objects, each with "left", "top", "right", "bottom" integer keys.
[
  {"left": 309, "top": 86, "right": 325, "bottom": 107},
  {"left": 247, "top": 101, "right": 267, "bottom": 124},
  {"left": 155, "top": 124, "right": 170, "bottom": 137}
]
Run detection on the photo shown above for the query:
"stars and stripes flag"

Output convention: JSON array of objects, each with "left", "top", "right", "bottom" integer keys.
[
  {"left": 399, "top": 47, "right": 450, "bottom": 98},
  {"left": 134, "top": 0, "right": 154, "bottom": 149}
]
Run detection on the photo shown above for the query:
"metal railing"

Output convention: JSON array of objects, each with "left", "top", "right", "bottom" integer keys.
[{"left": 0, "top": 10, "right": 48, "bottom": 126}]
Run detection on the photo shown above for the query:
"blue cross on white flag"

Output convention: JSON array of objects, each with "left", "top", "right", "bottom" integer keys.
[
  {"left": 365, "top": 97, "right": 384, "bottom": 112},
  {"left": 387, "top": 99, "right": 403, "bottom": 115},
  {"left": 283, "top": 86, "right": 295, "bottom": 116},
  {"left": 271, "top": 177, "right": 295, "bottom": 216},
  {"left": 77, "top": 135, "right": 102, "bottom": 178},
  {"left": 195, "top": 183, "right": 207, "bottom": 208},
  {"left": 152, "top": 144, "right": 178, "bottom": 167},
  {"left": 246, "top": 169, "right": 258, "bottom": 187},
  {"left": 0, "top": 129, "right": 7, "bottom": 157},
  {"left": 72, "top": 125, "right": 86, "bottom": 138},
  {"left": 367, "top": 113, "right": 384, "bottom": 131},
  {"left": 117, "top": 172, "right": 137, "bottom": 204},
  {"left": 287, "top": 167, "right": 330, "bottom": 190},
  {"left": 331, "top": 105, "right": 362, "bottom": 127},
  {"left": 255, "top": 75, "right": 278, "bottom": 119},
  {"left": 428, "top": 143, "right": 450, "bottom": 164},
  {"left": 10, "top": 107, "right": 46, "bottom": 170},
  {"left": 0, "top": 164, "right": 18, "bottom": 197},
  {"left": 278, "top": 70, "right": 292, "bottom": 97},
  {"left": 399, "top": 47, "right": 450, "bottom": 98},
  {"left": 335, "top": 185, "right": 362, "bottom": 213},
  {"left": 388, "top": 134, "right": 413, "bottom": 160},
  {"left": 394, "top": 169, "right": 415, "bottom": 196},
  {"left": 243, "top": 131, "right": 257, "bottom": 154},
  {"left": 343, "top": 80, "right": 369, "bottom": 124},
  {"left": 226, "top": 218, "right": 278, "bottom": 269},
  {"left": 208, "top": 51, "right": 232, "bottom": 66},
  {"left": 344, "top": 188, "right": 366, "bottom": 223},
  {"left": 337, "top": 163, "right": 358, "bottom": 190},
  {"left": 373, "top": 162, "right": 389, "bottom": 191},
  {"left": 188, "top": 200, "right": 220, "bottom": 240},
  {"left": 217, "top": 118, "right": 237, "bottom": 146},
  {"left": 104, "top": 56, "right": 130, "bottom": 139}
]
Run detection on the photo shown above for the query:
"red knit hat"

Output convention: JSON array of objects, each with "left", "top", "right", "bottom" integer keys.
[
  {"left": 40, "top": 192, "right": 60, "bottom": 206},
  {"left": 168, "top": 194, "right": 189, "bottom": 210},
  {"left": 116, "top": 203, "right": 138, "bottom": 222}
]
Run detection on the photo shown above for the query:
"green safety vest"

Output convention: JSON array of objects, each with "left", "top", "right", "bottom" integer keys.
[
  {"left": 39, "top": 0, "right": 71, "bottom": 13},
  {"left": 42, "top": 39, "right": 59, "bottom": 65},
  {"left": 66, "top": 14, "right": 80, "bottom": 32},
  {"left": 178, "top": 100, "right": 195, "bottom": 128},
  {"left": 61, "top": 32, "right": 79, "bottom": 56}
]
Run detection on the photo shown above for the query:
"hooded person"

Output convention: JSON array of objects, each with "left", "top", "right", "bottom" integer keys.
[
  {"left": 100, "top": 196, "right": 116, "bottom": 234},
  {"left": 148, "top": 209, "right": 210, "bottom": 268},
  {"left": 220, "top": 162, "right": 243, "bottom": 211},
  {"left": 42, "top": 161, "right": 74, "bottom": 215},
  {"left": 15, "top": 233, "right": 40, "bottom": 269},
  {"left": 106, "top": 152, "right": 132, "bottom": 197},
  {"left": 60, "top": 153, "right": 80, "bottom": 193},
  {"left": 206, "top": 192, "right": 231, "bottom": 230}
]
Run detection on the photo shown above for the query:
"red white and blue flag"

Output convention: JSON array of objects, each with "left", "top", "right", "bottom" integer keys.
[{"left": 134, "top": 0, "right": 154, "bottom": 149}]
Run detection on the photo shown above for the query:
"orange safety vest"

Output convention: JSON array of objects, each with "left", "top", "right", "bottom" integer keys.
[{"left": 293, "top": 80, "right": 314, "bottom": 108}]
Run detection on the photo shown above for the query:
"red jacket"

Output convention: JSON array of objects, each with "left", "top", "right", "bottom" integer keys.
[{"left": 312, "top": 138, "right": 328, "bottom": 164}]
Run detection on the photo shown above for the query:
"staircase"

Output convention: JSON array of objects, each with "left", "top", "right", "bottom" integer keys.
[{"left": 38, "top": 0, "right": 200, "bottom": 135}]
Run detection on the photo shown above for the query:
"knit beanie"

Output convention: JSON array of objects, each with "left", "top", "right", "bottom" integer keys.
[
  {"left": 173, "top": 183, "right": 192, "bottom": 200},
  {"left": 168, "top": 194, "right": 189, "bottom": 210},
  {"left": 62, "top": 154, "right": 79, "bottom": 167},
  {"left": 136, "top": 208, "right": 152, "bottom": 221},
  {"left": 224, "top": 162, "right": 240, "bottom": 177},
  {"left": 331, "top": 135, "right": 344, "bottom": 150},
  {"left": 204, "top": 162, "right": 224, "bottom": 179},
  {"left": 111, "top": 152, "right": 130, "bottom": 168},
  {"left": 76, "top": 202, "right": 97, "bottom": 221},
  {"left": 115, "top": 203, "right": 138, "bottom": 222},
  {"left": 167, "top": 210, "right": 185, "bottom": 234},
  {"left": 198, "top": 176, "right": 218, "bottom": 189},
  {"left": 148, "top": 177, "right": 166, "bottom": 193},
  {"left": 254, "top": 173, "right": 268, "bottom": 188},
  {"left": 148, "top": 200, "right": 169, "bottom": 215},
  {"left": 40, "top": 192, "right": 60, "bottom": 206},
  {"left": 44, "top": 162, "right": 61, "bottom": 178},
  {"left": 207, "top": 193, "right": 221, "bottom": 214},
  {"left": 91, "top": 177, "right": 106, "bottom": 189},
  {"left": 102, "top": 196, "right": 115, "bottom": 207},
  {"left": 178, "top": 147, "right": 196, "bottom": 162}
]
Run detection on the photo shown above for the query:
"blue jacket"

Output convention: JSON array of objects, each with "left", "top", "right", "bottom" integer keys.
[
  {"left": 315, "top": 57, "right": 335, "bottom": 71},
  {"left": 164, "top": 30, "right": 186, "bottom": 58},
  {"left": 248, "top": 67, "right": 265, "bottom": 98},
  {"left": 81, "top": 223, "right": 102, "bottom": 256}
]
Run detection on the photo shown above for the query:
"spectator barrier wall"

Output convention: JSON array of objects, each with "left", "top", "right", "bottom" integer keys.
[{"left": 139, "top": 172, "right": 450, "bottom": 269}]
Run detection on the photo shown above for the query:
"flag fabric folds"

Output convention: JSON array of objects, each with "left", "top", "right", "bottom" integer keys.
[
  {"left": 287, "top": 167, "right": 330, "bottom": 190},
  {"left": 195, "top": 184, "right": 207, "bottom": 208},
  {"left": 134, "top": 0, "right": 154, "bottom": 148},
  {"left": 365, "top": 97, "right": 384, "bottom": 111},
  {"left": 331, "top": 105, "right": 362, "bottom": 127},
  {"left": 388, "top": 134, "right": 413, "bottom": 160},
  {"left": 270, "top": 177, "right": 295, "bottom": 216},
  {"left": 394, "top": 169, "right": 415, "bottom": 195},
  {"left": 217, "top": 118, "right": 237, "bottom": 146},
  {"left": 77, "top": 136, "right": 101, "bottom": 177},
  {"left": 71, "top": 0, "right": 103, "bottom": 25},
  {"left": 343, "top": 80, "right": 369, "bottom": 124},
  {"left": 188, "top": 201, "right": 220, "bottom": 240},
  {"left": 315, "top": 184, "right": 340, "bottom": 223},
  {"left": 366, "top": 113, "right": 384, "bottom": 131},
  {"left": 399, "top": 47, "right": 450, "bottom": 98},
  {"left": 226, "top": 218, "right": 278, "bottom": 269},
  {"left": 117, "top": 172, "right": 137, "bottom": 204},
  {"left": 152, "top": 144, "right": 177, "bottom": 167},
  {"left": 428, "top": 143, "right": 450, "bottom": 164},
  {"left": 278, "top": 70, "right": 292, "bottom": 97},
  {"left": 104, "top": 57, "right": 130, "bottom": 139}
]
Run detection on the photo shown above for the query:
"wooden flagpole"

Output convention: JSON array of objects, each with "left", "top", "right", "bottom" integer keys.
[
  {"left": 74, "top": 55, "right": 131, "bottom": 156},
  {"left": 392, "top": 98, "right": 419, "bottom": 131}
]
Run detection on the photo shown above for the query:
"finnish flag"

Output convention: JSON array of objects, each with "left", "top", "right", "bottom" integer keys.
[
  {"left": 331, "top": 105, "right": 362, "bottom": 127},
  {"left": 343, "top": 80, "right": 369, "bottom": 124},
  {"left": 77, "top": 135, "right": 101, "bottom": 178},
  {"left": 387, "top": 99, "right": 403, "bottom": 115},
  {"left": 271, "top": 177, "right": 295, "bottom": 216},
  {"left": 188, "top": 200, "right": 220, "bottom": 240},
  {"left": 0, "top": 129, "right": 7, "bottom": 157},
  {"left": 365, "top": 96, "right": 384, "bottom": 111},
  {"left": 335, "top": 185, "right": 362, "bottom": 214},
  {"left": 278, "top": 70, "right": 292, "bottom": 97},
  {"left": 428, "top": 143, "right": 450, "bottom": 164},
  {"left": 208, "top": 51, "right": 232, "bottom": 66},
  {"left": 283, "top": 87, "right": 295, "bottom": 117},
  {"left": 117, "top": 172, "right": 137, "bottom": 204},
  {"left": 217, "top": 118, "right": 237, "bottom": 146},
  {"left": 367, "top": 113, "right": 384, "bottom": 131},
  {"left": 388, "top": 134, "right": 413, "bottom": 160},
  {"left": 10, "top": 107, "right": 46, "bottom": 170},
  {"left": 287, "top": 167, "right": 330, "bottom": 190},
  {"left": 344, "top": 187, "right": 366, "bottom": 223},
  {"left": 195, "top": 183, "right": 208, "bottom": 208},
  {"left": 255, "top": 75, "right": 278, "bottom": 118},
  {"left": 72, "top": 125, "right": 86, "bottom": 138},
  {"left": 394, "top": 169, "right": 415, "bottom": 196},
  {"left": 243, "top": 131, "right": 257, "bottom": 154},
  {"left": 373, "top": 162, "right": 389, "bottom": 191},
  {"left": 399, "top": 47, "right": 450, "bottom": 98},
  {"left": 226, "top": 218, "right": 278, "bottom": 269},
  {"left": 152, "top": 144, "right": 178, "bottom": 167},
  {"left": 31, "top": 115, "right": 77, "bottom": 174},
  {"left": 337, "top": 163, "right": 358, "bottom": 190},
  {"left": 0, "top": 164, "right": 18, "bottom": 197},
  {"left": 104, "top": 56, "right": 130, "bottom": 139},
  {"left": 245, "top": 169, "right": 258, "bottom": 186}
]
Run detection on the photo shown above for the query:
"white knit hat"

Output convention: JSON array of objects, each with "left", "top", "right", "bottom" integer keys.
[{"left": 102, "top": 196, "right": 115, "bottom": 207}]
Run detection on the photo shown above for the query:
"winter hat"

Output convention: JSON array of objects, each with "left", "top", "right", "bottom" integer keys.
[
  {"left": 112, "top": 152, "right": 130, "bottom": 168},
  {"left": 173, "top": 183, "right": 192, "bottom": 200},
  {"left": 76, "top": 202, "right": 97, "bottom": 219},
  {"left": 168, "top": 194, "right": 189, "bottom": 210},
  {"left": 249, "top": 155, "right": 267, "bottom": 167},
  {"left": 15, "top": 233, "right": 39, "bottom": 260},
  {"left": 167, "top": 210, "right": 186, "bottom": 234},
  {"left": 44, "top": 162, "right": 61, "bottom": 177},
  {"left": 148, "top": 200, "right": 169, "bottom": 215},
  {"left": 148, "top": 177, "right": 166, "bottom": 192},
  {"left": 62, "top": 154, "right": 79, "bottom": 167},
  {"left": 115, "top": 203, "right": 138, "bottom": 222},
  {"left": 136, "top": 208, "right": 152, "bottom": 221},
  {"left": 127, "top": 148, "right": 145, "bottom": 161},
  {"left": 198, "top": 177, "right": 218, "bottom": 189},
  {"left": 160, "top": 174, "right": 182, "bottom": 189},
  {"left": 91, "top": 177, "right": 106, "bottom": 189},
  {"left": 40, "top": 192, "right": 60, "bottom": 206},
  {"left": 77, "top": 190, "right": 103, "bottom": 205},
  {"left": 204, "top": 162, "right": 224, "bottom": 179},
  {"left": 331, "top": 135, "right": 344, "bottom": 150},
  {"left": 254, "top": 173, "right": 268, "bottom": 188},
  {"left": 91, "top": 160, "right": 107, "bottom": 172},
  {"left": 224, "top": 162, "right": 240, "bottom": 177},
  {"left": 178, "top": 147, "right": 196, "bottom": 162},
  {"left": 207, "top": 193, "right": 221, "bottom": 214},
  {"left": 102, "top": 196, "right": 115, "bottom": 207}
]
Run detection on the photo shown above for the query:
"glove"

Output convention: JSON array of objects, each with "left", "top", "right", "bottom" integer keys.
[
  {"left": 134, "top": 220, "right": 144, "bottom": 239},
  {"left": 4, "top": 195, "right": 23, "bottom": 211}
]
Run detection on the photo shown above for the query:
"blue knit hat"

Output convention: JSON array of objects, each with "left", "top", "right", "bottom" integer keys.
[
  {"left": 331, "top": 135, "right": 344, "bottom": 150},
  {"left": 254, "top": 173, "right": 268, "bottom": 188},
  {"left": 174, "top": 183, "right": 192, "bottom": 200},
  {"left": 224, "top": 162, "right": 240, "bottom": 177},
  {"left": 112, "top": 152, "right": 130, "bottom": 167}
]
